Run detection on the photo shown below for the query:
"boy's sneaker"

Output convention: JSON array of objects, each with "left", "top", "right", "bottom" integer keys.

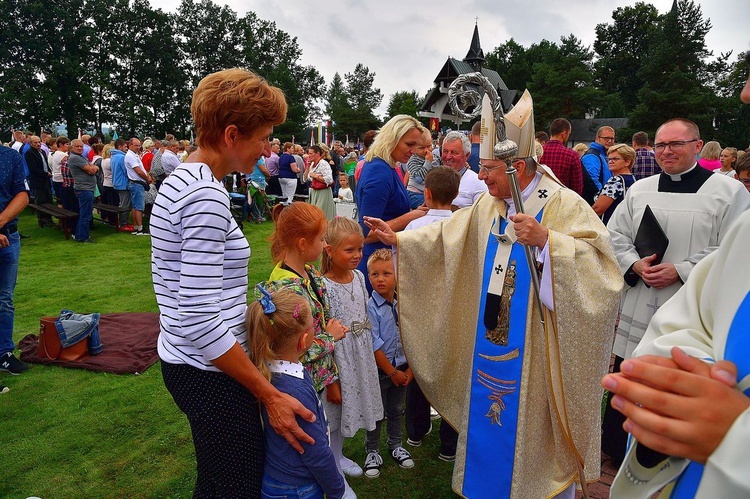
[
  {"left": 438, "top": 452, "right": 456, "bottom": 463},
  {"left": 0, "top": 352, "right": 28, "bottom": 375},
  {"left": 1, "top": 384, "right": 9, "bottom": 394},
  {"left": 363, "top": 451, "right": 383, "bottom": 479},
  {"left": 391, "top": 446, "right": 415, "bottom": 469}
]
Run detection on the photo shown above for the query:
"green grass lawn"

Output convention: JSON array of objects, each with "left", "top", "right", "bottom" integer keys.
[{"left": 2, "top": 208, "right": 455, "bottom": 498}]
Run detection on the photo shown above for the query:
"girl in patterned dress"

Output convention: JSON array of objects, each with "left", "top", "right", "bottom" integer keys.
[
  {"left": 259, "top": 202, "right": 348, "bottom": 395},
  {"left": 322, "top": 217, "right": 384, "bottom": 486}
]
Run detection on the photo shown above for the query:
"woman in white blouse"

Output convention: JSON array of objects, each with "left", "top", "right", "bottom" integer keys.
[{"left": 304, "top": 144, "right": 336, "bottom": 220}]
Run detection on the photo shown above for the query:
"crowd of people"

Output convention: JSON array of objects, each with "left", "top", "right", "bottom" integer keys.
[
  {"left": 1, "top": 62, "right": 750, "bottom": 498},
  {"left": 5, "top": 130, "right": 197, "bottom": 241}
]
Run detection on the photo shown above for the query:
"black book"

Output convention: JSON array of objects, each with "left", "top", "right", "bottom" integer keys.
[{"left": 634, "top": 205, "right": 669, "bottom": 265}]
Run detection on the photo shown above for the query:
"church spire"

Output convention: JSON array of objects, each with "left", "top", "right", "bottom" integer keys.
[{"left": 463, "top": 21, "right": 486, "bottom": 71}]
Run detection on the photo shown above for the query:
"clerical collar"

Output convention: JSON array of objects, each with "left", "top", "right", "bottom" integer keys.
[
  {"left": 503, "top": 171, "right": 543, "bottom": 217},
  {"left": 665, "top": 163, "right": 697, "bottom": 181},
  {"left": 658, "top": 162, "right": 713, "bottom": 194}
]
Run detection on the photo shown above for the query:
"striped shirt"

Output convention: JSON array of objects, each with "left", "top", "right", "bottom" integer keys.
[{"left": 151, "top": 162, "right": 251, "bottom": 370}]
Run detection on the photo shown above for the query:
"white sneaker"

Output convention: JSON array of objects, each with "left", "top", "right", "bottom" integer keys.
[{"left": 341, "top": 461, "right": 363, "bottom": 477}]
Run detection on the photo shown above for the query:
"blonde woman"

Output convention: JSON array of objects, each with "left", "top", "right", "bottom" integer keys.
[
  {"left": 355, "top": 114, "right": 428, "bottom": 281},
  {"left": 698, "top": 140, "right": 722, "bottom": 170}
]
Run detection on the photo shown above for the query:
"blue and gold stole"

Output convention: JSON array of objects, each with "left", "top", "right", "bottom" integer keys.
[
  {"left": 670, "top": 290, "right": 750, "bottom": 498},
  {"left": 461, "top": 175, "right": 559, "bottom": 498}
]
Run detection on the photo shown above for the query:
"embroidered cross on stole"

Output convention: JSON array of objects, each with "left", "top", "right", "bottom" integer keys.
[{"left": 460, "top": 175, "right": 560, "bottom": 498}]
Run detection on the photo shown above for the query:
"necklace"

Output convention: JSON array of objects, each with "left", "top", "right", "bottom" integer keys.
[{"left": 343, "top": 274, "right": 357, "bottom": 302}]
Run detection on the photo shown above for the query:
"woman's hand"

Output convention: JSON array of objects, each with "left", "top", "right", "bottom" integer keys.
[
  {"left": 326, "top": 380, "right": 342, "bottom": 405},
  {"left": 264, "top": 389, "right": 317, "bottom": 453},
  {"left": 325, "top": 318, "right": 349, "bottom": 341},
  {"left": 210, "top": 343, "right": 315, "bottom": 454},
  {"left": 363, "top": 216, "right": 397, "bottom": 246}
]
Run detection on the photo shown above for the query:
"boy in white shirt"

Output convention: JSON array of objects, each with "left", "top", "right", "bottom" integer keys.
[
  {"left": 404, "top": 166, "right": 462, "bottom": 461},
  {"left": 405, "top": 166, "right": 460, "bottom": 231}
]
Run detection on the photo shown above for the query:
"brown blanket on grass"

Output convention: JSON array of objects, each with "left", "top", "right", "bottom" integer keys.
[{"left": 19, "top": 312, "right": 160, "bottom": 374}]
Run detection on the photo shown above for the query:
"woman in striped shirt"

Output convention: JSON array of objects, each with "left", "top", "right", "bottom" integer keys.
[{"left": 150, "top": 68, "right": 315, "bottom": 498}]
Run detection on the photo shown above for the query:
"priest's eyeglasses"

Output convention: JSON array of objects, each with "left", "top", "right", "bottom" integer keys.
[
  {"left": 653, "top": 139, "right": 699, "bottom": 152},
  {"left": 479, "top": 161, "right": 512, "bottom": 175}
]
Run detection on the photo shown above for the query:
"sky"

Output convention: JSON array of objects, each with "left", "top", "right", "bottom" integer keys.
[{"left": 158, "top": 0, "right": 747, "bottom": 118}]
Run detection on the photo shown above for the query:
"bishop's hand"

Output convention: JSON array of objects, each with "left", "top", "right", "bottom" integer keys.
[{"left": 363, "top": 216, "right": 397, "bottom": 246}]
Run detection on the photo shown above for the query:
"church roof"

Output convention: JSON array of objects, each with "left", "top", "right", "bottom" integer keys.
[
  {"left": 418, "top": 24, "right": 518, "bottom": 124},
  {"left": 463, "top": 23, "right": 486, "bottom": 67}
]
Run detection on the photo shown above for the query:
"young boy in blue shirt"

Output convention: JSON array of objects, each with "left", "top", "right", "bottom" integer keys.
[{"left": 363, "top": 249, "right": 415, "bottom": 479}]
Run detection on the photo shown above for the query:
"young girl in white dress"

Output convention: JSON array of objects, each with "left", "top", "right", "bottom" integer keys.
[
  {"left": 337, "top": 172, "right": 354, "bottom": 203},
  {"left": 322, "top": 217, "right": 384, "bottom": 486}
]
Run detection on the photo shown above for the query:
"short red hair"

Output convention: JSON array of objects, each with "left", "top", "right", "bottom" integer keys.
[{"left": 191, "top": 68, "right": 287, "bottom": 151}]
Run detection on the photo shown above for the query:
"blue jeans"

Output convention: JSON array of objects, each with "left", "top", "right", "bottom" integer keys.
[
  {"left": 55, "top": 310, "right": 103, "bottom": 354},
  {"left": 74, "top": 190, "right": 94, "bottom": 241},
  {"left": 366, "top": 369, "right": 407, "bottom": 453},
  {"left": 0, "top": 231, "right": 20, "bottom": 355},
  {"left": 261, "top": 475, "right": 323, "bottom": 499}
]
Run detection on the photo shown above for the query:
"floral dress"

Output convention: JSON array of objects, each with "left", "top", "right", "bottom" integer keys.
[
  {"left": 323, "top": 270, "right": 384, "bottom": 436},
  {"left": 260, "top": 262, "right": 337, "bottom": 392}
]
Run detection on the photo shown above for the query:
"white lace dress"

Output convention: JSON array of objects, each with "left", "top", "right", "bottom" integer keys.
[{"left": 323, "top": 270, "right": 384, "bottom": 437}]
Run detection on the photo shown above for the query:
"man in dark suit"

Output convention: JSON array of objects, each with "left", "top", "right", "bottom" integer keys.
[{"left": 24, "top": 135, "right": 55, "bottom": 227}]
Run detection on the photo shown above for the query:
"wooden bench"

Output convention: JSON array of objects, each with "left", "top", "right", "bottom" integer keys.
[
  {"left": 93, "top": 203, "right": 131, "bottom": 229},
  {"left": 27, "top": 203, "right": 78, "bottom": 239}
]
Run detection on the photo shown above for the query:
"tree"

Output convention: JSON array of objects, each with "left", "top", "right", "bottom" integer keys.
[
  {"left": 485, "top": 39, "right": 532, "bottom": 92},
  {"left": 386, "top": 91, "right": 422, "bottom": 120},
  {"left": 527, "top": 36, "right": 603, "bottom": 131},
  {"left": 241, "top": 13, "right": 325, "bottom": 138},
  {"left": 326, "top": 72, "right": 349, "bottom": 136},
  {"left": 712, "top": 52, "right": 750, "bottom": 148},
  {"left": 0, "top": 0, "right": 370, "bottom": 140},
  {"left": 594, "top": 3, "right": 660, "bottom": 114},
  {"left": 628, "top": 0, "right": 715, "bottom": 138},
  {"left": 176, "top": 0, "right": 245, "bottom": 90},
  {"left": 341, "top": 64, "right": 382, "bottom": 138},
  {"left": 1, "top": 0, "right": 95, "bottom": 134}
]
